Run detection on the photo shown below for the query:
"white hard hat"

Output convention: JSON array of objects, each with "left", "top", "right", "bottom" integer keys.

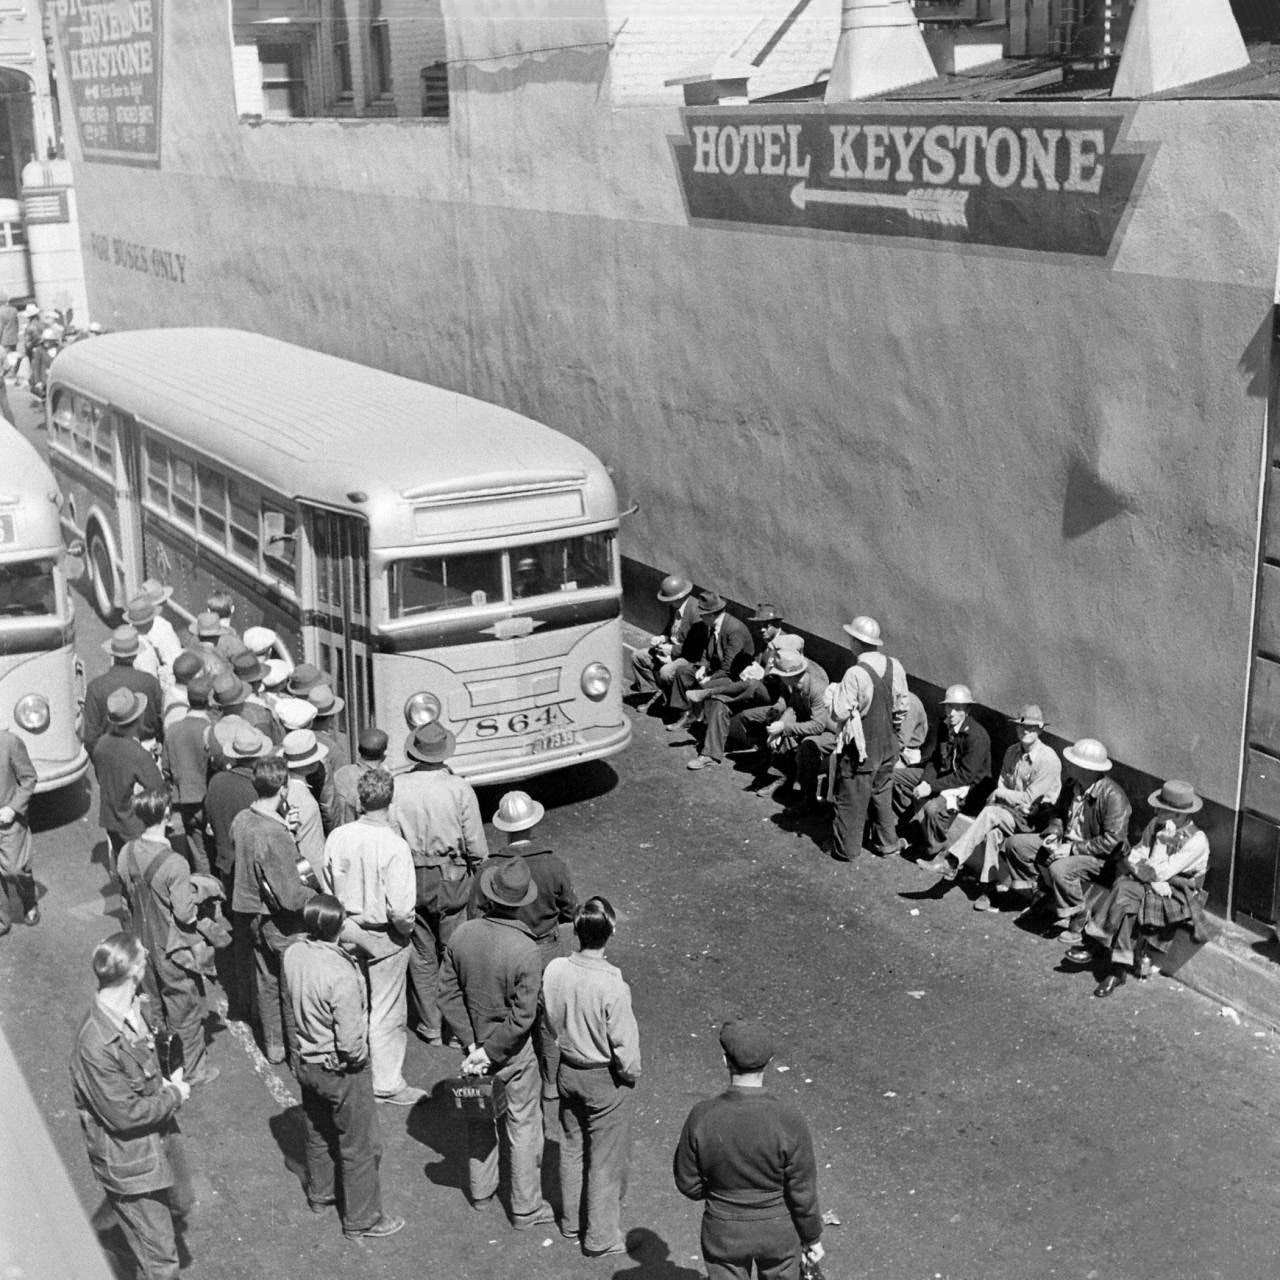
[{"left": 942, "top": 684, "right": 974, "bottom": 707}]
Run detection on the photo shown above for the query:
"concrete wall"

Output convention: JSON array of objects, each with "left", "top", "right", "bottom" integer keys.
[{"left": 51, "top": 1, "right": 1280, "bottom": 901}]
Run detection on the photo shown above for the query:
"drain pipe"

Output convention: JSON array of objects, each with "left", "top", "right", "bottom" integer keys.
[
  {"left": 824, "top": 0, "right": 937, "bottom": 102},
  {"left": 1112, "top": 0, "right": 1248, "bottom": 98}
]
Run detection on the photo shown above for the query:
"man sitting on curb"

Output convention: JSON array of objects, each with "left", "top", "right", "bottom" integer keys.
[
  {"left": 907, "top": 684, "right": 991, "bottom": 859},
  {"left": 629, "top": 574, "right": 699, "bottom": 712},
  {"left": 668, "top": 592, "right": 753, "bottom": 736},
  {"left": 920, "top": 705, "right": 1061, "bottom": 909},
  {"left": 1009, "top": 737, "right": 1132, "bottom": 939}
]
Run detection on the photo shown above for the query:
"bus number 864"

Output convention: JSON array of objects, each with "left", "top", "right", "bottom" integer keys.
[{"left": 474, "top": 704, "right": 573, "bottom": 738}]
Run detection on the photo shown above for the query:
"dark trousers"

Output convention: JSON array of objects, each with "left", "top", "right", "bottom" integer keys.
[
  {"left": 173, "top": 803, "right": 210, "bottom": 875},
  {"left": 407, "top": 902, "right": 467, "bottom": 1037},
  {"left": 0, "top": 868, "right": 35, "bottom": 927},
  {"left": 251, "top": 916, "right": 300, "bottom": 1060},
  {"left": 701, "top": 1213, "right": 801, "bottom": 1280},
  {"left": 917, "top": 795, "right": 960, "bottom": 855},
  {"left": 296, "top": 1060, "right": 384, "bottom": 1233},
  {"left": 796, "top": 732, "right": 836, "bottom": 801},
  {"left": 557, "top": 1062, "right": 632, "bottom": 1253},
  {"left": 151, "top": 949, "right": 207, "bottom": 1074},
  {"left": 106, "top": 1136, "right": 193, "bottom": 1280},
  {"left": 533, "top": 933, "right": 564, "bottom": 1135},
  {"left": 703, "top": 699, "right": 771, "bottom": 763},
  {"left": 831, "top": 754, "right": 895, "bottom": 860}
]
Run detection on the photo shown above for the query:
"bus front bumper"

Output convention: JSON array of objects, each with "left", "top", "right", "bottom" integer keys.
[
  {"left": 451, "top": 720, "right": 632, "bottom": 787},
  {"left": 33, "top": 747, "right": 90, "bottom": 794}
]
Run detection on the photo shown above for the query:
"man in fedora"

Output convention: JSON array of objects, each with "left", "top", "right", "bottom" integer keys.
[
  {"left": 1008, "top": 738, "right": 1132, "bottom": 939},
  {"left": 84, "top": 626, "right": 164, "bottom": 755},
  {"left": 323, "top": 767, "right": 420, "bottom": 1106},
  {"left": 186, "top": 611, "right": 235, "bottom": 683},
  {"left": 332, "top": 728, "right": 389, "bottom": 829},
  {"left": 120, "top": 596, "right": 168, "bottom": 685},
  {"left": 668, "top": 592, "right": 753, "bottom": 729},
  {"left": 212, "top": 672, "right": 277, "bottom": 751},
  {"left": 280, "top": 729, "right": 328, "bottom": 874},
  {"left": 475, "top": 790, "right": 576, "bottom": 1131},
  {"left": 230, "top": 651, "right": 282, "bottom": 745},
  {"left": 921, "top": 704, "right": 1061, "bottom": 908},
  {"left": 907, "top": 684, "right": 992, "bottom": 859},
  {"left": 438, "top": 858, "right": 555, "bottom": 1229},
  {"left": 629, "top": 573, "right": 699, "bottom": 709},
  {"left": 138, "top": 578, "right": 183, "bottom": 666},
  {"left": 309, "top": 685, "right": 351, "bottom": 775},
  {"left": 674, "top": 1019, "right": 824, "bottom": 1280},
  {"left": 392, "top": 722, "right": 488, "bottom": 1045},
  {"left": 162, "top": 674, "right": 215, "bottom": 875},
  {"left": 286, "top": 663, "right": 327, "bottom": 700},
  {"left": 92, "top": 688, "right": 165, "bottom": 874},
  {"left": 242, "top": 626, "right": 292, "bottom": 677},
  {"left": 1068, "top": 779, "right": 1210, "bottom": 997}
]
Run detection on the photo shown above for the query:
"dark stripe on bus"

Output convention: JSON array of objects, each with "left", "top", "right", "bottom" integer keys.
[
  {"left": 0, "top": 623, "right": 73, "bottom": 655},
  {"left": 352, "top": 596, "right": 622, "bottom": 654}
]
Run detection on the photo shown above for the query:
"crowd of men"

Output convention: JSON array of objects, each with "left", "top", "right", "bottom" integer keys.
[
  {"left": 629, "top": 574, "right": 1213, "bottom": 999},
  {"left": 3, "top": 577, "right": 827, "bottom": 1280},
  {"left": 0, "top": 297, "right": 105, "bottom": 420}
]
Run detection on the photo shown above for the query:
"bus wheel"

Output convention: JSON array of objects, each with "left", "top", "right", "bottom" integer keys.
[{"left": 86, "top": 529, "right": 117, "bottom": 620}]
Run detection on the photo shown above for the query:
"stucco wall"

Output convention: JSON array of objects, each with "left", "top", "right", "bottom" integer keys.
[{"left": 55, "top": 2, "right": 1280, "bottom": 817}]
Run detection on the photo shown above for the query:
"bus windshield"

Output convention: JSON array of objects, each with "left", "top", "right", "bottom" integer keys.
[
  {"left": 0, "top": 557, "right": 59, "bottom": 619},
  {"left": 388, "top": 531, "right": 616, "bottom": 619}
]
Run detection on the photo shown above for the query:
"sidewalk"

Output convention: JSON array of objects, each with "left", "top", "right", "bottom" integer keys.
[{"left": 620, "top": 622, "right": 1280, "bottom": 1030}]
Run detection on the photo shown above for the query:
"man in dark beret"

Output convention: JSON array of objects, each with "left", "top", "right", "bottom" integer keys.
[{"left": 673, "top": 1020, "right": 825, "bottom": 1279}]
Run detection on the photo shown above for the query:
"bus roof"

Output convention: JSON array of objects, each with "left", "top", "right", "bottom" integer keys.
[
  {"left": 0, "top": 421, "right": 62, "bottom": 553},
  {"left": 50, "top": 329, "right": 617, "bottom": 544}
]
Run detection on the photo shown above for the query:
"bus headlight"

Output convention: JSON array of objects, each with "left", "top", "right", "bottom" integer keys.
[
  {"left": 580, "top": 662, "right": 611, "bottom": 701},
  {"left": 405, "top": 691, "right": 442, "bottom": 728},
  {"left": 15, "top": 694, "right": 50, "bottom": 733}
]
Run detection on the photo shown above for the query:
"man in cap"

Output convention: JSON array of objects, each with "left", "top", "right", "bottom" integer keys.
[
  {"left": 231, "top": 756, "right": 313, "bottom": 1063},
  {"left": 921, "top": 705, "right": 1061, "bottom": 908},
  {"left": 392, "top": 722, "right": 488, "bottom": 1045},
  {"left": 0, "top": 717, "right": 38, "bottom": 934},
  {"left": 331, "top": 728, "right": 388, "bottom": 828},
  {"left": 474, "top": 790, "right": 576, "bottom": 1131},
  {"left": 668, "top": 592, "right": 754, "bottom": 728},
  {"left": 161, "top": 674, "right": 215, "bottom": 874},
  {"left": 1007, "top": 738, "right": 1132, "bottom": 939},
  {"left": 438, "top": 857, "right": 555, "bottom": 1229},
  {"left": 1068, "top": 780, "right": 1209, "bottom": 997},
  {"left": 819, "top": 643, "right": 898, "bottom": 862},
  {"left": 907, "top": 684, "right": 992, "bottom": 859},
  {"left": 323, "top": 767, "right": 420, "bottom": 1106},
  {"left": 629, "top": 573, "right": 699, "bottom": 710},
  {"left": 84, "top": 626, "right": 164, "bottom": 755},
  {"left": 92, "top": 688, "right": 165, "bottom": 874},
  {"left": 674, "top": 1020, "right": 824, "bottom": 1280},
  {"left": 162, "top": 651, "right": 205, "bottom": 731},
  {"left": 541, "top": 896, "right": 641, "bottom": 1257},
  {"left": 282, "top": 894, "right": 405, "bottom": 1239}
]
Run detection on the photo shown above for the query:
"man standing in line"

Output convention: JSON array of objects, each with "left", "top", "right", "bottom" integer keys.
[
  {"left": 473, "top": 789, "right": 576, "bottom": 1133},
  {"left": 92, "top": 688, "right": 165, "bottom": 875},
  {"left": 392, "top": 722, "right": 488, "bottom": 1045},
  {"left": 323, "top": 768, "right": 422, "bottom": 1107},
  {"left": 280, "top": 729, "right": 327, "bottom": 878},
  {"left": 161, "top": 674, "right": 214, "bottom": 875},
  {"left": 84, "top": 626, "right": 164, "bottom": 755},
  {"left": 283, "top": 894, "right": 405, "bottom": 1239},
  {"left": 70, "top": 932, "right": 193, "bottom": 1280},
  {"left": 674, "top": 1021, "right": 825, "bottom": 1280},
  {"left": 0, "top": 718, "right": 37, "bottom": 934},
  {"left": 117, "top": 788, "right": 219, "bottom": 1087},
  {"left": 542, "top": 896, "right": 640, "bottom": 1257},
  {"left": 230, "top": 757, "right": 312, "bottom": 1065},
  {"left": 438, "top": 858, "right": 555, "bottom": 1229},
  {"left": 331, "top": 728, "right": 388, "bottom": 828}
]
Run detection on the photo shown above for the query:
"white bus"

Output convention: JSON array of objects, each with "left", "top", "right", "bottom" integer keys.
[
  {"left": 47, "top": 328, "right": 631, "bottom": 782},
  {"left": 0, "top": 423, "right": 86, "bottom": 790}
]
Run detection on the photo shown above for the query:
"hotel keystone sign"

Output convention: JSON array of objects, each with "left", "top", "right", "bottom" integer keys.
[
  {"left": 672, "top": 108, "right": 1148, "bottom": 259},
  {"left": 50, "top": 0, "right": 163, "bottom": 167}
]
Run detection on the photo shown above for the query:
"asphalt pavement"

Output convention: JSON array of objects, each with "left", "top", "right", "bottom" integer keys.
[{"left": 2, "top": 393, "right": 1280, "bottom": 1280}]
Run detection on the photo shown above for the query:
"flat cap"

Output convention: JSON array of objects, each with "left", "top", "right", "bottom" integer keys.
[{"left": 719, "top": 1019, "right": 774, "bottom": 1072}]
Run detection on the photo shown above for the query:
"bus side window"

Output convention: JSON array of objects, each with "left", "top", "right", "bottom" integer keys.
[{"left": 263, "top": 507, "right": 297, "bottom": 582}]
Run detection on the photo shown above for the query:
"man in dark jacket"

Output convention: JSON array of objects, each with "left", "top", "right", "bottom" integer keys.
[
  {"left": 70, "top": 931, "right": 193, "bottom": 1280},
  {"left": 83, "top": 626, "right": 164, "bottom": 754},
  {"left": 668, "top": 592, "right": 754, "bottom": 723},
  {"left": 1004, "top": 737, "right": 1132, "bottom": 937},
  {"left": 92, "top": 688, "right": 165, "bottom": 873},
  {"left": 629, "top": 572, "right": 699, "bottom": 708},
  {"left": 471, "top": 790, "right": 576, "bottom": 1132},
  {"left": 331, "top": 727, "right": 388, "bottom": 828},
  {"left": 439, "top": 858, "right": 554, "bottom": 1229},
  {"left": 0, "top": 722, "right": 38, "bottom": 933},
  {"left": 161, "top": 674, "right": 214, "bottom": 874},
  {"left": 674, "top": 1020, "right": 824, "bottom": 1280},
  {"left": 907, "top": 684, "right": 992, "bottom": 858}
]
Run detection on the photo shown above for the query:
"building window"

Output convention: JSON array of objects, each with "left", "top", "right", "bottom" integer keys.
[
  {"left": 331, "top": 0, "right": 353, "bottom": 97},
  {"left": 368, "top": 0, "right": 392, "bottom": 99},
  {"left": 420, "top": 61, "right": 448, "bottom": 117},
  {"left": 258, "top": 42, "right": 307, "bottom": 119}
]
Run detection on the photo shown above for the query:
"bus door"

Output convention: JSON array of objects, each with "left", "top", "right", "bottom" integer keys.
[
  {"left": 109, "top": 407, "right": 146, "bottom": 600},
  {"left": 300, "top": 504, "right": 373, "bottom": 751}
]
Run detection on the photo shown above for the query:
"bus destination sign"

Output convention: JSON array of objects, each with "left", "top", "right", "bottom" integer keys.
[
  {"left": 671, "top": 108, "right": 1149, "bottom": 259},
  {"left": 50, "top": 0, "right": 163, "bottom": 168}
]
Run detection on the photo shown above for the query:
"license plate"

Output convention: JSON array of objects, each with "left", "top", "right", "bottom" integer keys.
[{"left": 527, "top": 730, "right": 576, "bottom": 755}]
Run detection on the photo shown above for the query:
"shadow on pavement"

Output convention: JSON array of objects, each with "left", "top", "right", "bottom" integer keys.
[
  {"left": 267, "top": 1106, "right": 309, "bottom": 1194},
  {"left": 31, "top": 774, "right": 91, "bottom": 833},
  {"left": 405, "top": 1077, "right": 470, "bottom": 1195},
  {"left": 608, "top": 1227, "right": 702, "bottom": 1280},
  {"left": 475, "top": 759, "right": 620, "bottom": 821}
]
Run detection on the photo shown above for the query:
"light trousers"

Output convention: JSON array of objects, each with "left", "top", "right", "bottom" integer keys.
[{"left": 366, "top": 942, "right": 411, "bottom": 1097}]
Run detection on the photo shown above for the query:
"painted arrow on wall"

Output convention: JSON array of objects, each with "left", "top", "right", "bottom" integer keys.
[{"left": 790, "top": 181, "right": 971, "bottom": 228}]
